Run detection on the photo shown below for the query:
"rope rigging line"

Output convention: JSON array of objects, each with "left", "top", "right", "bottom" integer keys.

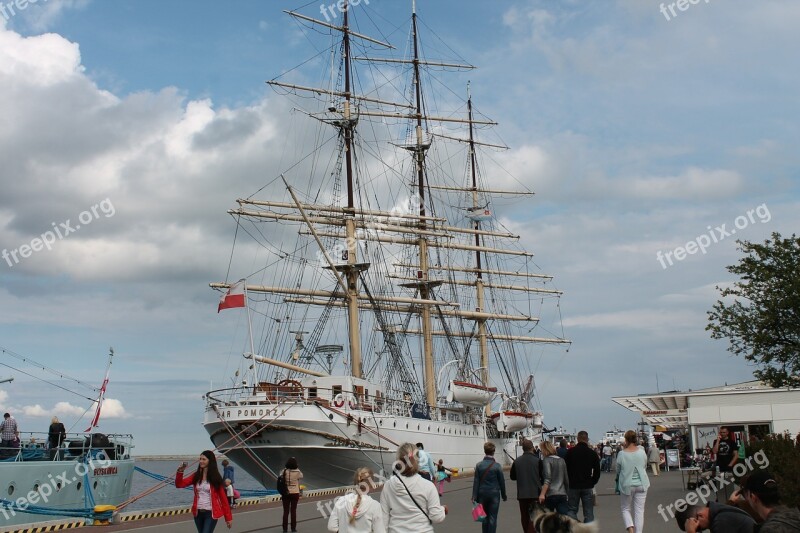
[
  {"left": 116, "top": 402, "right": 298, "bottom": 510},
  {"left": 133, "top": 467, "right": 275, "bottom": 497},
  {"left": 312, "top": 403, "right": 392, "bottom": 473}
]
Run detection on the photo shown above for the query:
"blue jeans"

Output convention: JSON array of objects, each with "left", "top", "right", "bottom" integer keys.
[
  {"left": 193, "top": 510, "right": 218, "bottom": 533},
  {"left": 545, "top": 494, "right": 570, "bottom": 516},
  {"left": 478, "top": 495, "right": 501, "bottom": 533},
  {"left": 567, "top": 488, "right": 595, "bottom": 523}
]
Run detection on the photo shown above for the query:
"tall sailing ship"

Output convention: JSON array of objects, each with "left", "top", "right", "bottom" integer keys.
[{"left": 203, "top": 1, "right": 569, "bottom": 489}]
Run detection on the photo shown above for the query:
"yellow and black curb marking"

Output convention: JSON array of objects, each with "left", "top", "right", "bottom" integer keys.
[
  {"left": 3, "top": 485, "right": 364, "bottom": 532},
  {"left": 4, "top": 521, "right": 84, "bottom": 533},
  {"left": 118, "top": 508, "right": 190, "bottom": 522}
]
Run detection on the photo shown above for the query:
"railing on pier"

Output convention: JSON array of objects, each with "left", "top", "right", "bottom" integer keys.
[{"left": 0, "top": 432, "right": 133, "bottom": 462}]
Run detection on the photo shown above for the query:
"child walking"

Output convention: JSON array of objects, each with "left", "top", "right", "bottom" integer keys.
[
  {"left": 435, "top": 459, "right": 453, "bottom": 496},
  {"left": 225, "top": 478, "right": 235, "bottom": 508}
]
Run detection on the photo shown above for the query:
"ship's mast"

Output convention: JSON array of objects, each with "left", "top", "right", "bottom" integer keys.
[
  {"left": 411, "top": 2, "right": 436, "bottom": 407},
  {"left": 466, "top": 85, "right": 490, "bottom": 396},
  {"left": 342, "top": 0, "right": 363, "bottom": 379}
]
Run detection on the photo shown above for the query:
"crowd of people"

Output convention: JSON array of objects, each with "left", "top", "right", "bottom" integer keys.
[{"left": 174, "top": 427, "right": 800, "bottom": 533}]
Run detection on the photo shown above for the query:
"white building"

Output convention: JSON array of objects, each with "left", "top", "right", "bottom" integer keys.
[{"left": 612, "top": 380, "right": 800, "bottom": 451}]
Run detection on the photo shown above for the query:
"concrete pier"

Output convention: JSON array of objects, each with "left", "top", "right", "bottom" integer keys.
[{"left": 4, "top": 469, "right": 724, "bottom": 532}]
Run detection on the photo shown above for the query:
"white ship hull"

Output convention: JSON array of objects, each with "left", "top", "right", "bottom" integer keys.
[
  {"left": 203, "top": 400, "right": 530, "bottom": 489},
  {"left": 0, "top": 449, "right": 133, "bottom": 528}
]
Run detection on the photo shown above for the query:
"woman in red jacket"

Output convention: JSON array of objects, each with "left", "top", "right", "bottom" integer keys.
[{"left": 176, "top": 450, "right": 233, "bottom": 532}]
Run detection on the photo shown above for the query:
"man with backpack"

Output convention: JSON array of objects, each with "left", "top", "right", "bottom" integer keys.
[{"left": 510, "top": 439, "right": 543, "bottom": 533}]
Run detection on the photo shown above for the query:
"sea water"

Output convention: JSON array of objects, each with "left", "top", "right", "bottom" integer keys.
[{"left": 126, "top": 460, "right": 264, "bottom": 512}]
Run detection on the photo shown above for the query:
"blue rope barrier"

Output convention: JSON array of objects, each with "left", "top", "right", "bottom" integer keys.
[
  {"left": 0, "top": 499, "right": 113, "bottom": 520},
  {"left": 134, "top": 466, "right": 277, "bottom": 497}
]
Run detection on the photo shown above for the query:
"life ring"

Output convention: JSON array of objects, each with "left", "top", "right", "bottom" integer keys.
[
  {"left": 333, "top": 394, "right": 345, "bottom": 408},
  {"left": 348, "top": 396, "right": 358, "bottom": 410}
]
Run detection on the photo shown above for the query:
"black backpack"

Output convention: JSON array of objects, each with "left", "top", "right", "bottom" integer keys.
[{"left": 276, "top": 469, "right": 289, "bottom": 497}]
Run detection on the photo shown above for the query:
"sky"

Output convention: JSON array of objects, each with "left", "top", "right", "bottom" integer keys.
[{"left": 0, "top": 0, "right": 798, "bottom": 455}]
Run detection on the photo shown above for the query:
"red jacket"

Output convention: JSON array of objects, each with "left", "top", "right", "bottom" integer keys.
[{"left": 175, "top": 471, "right": 233, "bottom": 522}]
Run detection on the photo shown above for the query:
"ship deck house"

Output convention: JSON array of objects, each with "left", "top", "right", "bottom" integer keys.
[{"left": 613, "top": 380, "right": 800, "bottom": 450}]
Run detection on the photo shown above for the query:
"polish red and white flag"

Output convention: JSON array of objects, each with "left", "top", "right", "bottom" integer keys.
[
  {"left": 217, "top": 279, "right": 246, "bottom": 312},
  {"left": 85, "top": 372, "right": 109, "bottom": 432}
]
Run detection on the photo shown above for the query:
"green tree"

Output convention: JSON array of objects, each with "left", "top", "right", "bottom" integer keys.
[{"left": 707, "top": 232, "right": 800, "bottom": 388}]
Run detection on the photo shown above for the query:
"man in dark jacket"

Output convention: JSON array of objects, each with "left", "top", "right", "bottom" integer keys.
[
  {"left": 564, "top": 430, "right": 601, "bottom": 523},
  {"left": 742, "top": 469, "right": 800, "bottom": 532},
  {"left": 676, "top": 502, "right": 755, "bottom": 532},
  {"left": 510, "top": 439, "right": 542, "bottom": 533}
]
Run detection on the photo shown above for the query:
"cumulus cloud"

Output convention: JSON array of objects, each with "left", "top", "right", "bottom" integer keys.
[
  {"left": 21, "top": 401, "right": 86, "bottom": 418},
  {"left": 97, "top": 398, "right": 129, "bottom": 419},
  {"left": 0, "top": 23, "right": 284, "bottom": 289},
  {"left": 19, "top": 398, "right": 127, "bottom": 420}
]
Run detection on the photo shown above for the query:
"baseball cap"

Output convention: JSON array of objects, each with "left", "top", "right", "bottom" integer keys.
[{"left": 743, "top": 469, "right": 778, "bottom": 498}]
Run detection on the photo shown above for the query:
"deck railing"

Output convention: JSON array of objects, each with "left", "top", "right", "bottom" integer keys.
[
  {"left": 0, "top": 432, "right": 133, "bottom": 462},
  {"left": 205, "top": 383, "right": 486, "bottom": 425}
]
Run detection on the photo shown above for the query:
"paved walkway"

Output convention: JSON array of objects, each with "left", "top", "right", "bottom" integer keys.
[{"left": 91, "top": 468, "right": 704, "bottom": 532}]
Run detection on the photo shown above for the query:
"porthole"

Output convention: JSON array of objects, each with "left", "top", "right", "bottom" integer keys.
[
  {"left": 93, "top": 481, "right": 98, "bottom": 490},
  {"left": 393, "top": 422, "right": 397, "bottom": 428},
  {"left": 33, "top": 483, "right": 39, "bottom": 491},
  {"left": 7, "top": 483, "right": 15, "bottom": 496},
  {"left": 406, "top": 424, "right": 408, "bottom": 429},
  {"left": 56, "top": 483, "right": 62, "bottom": 491},
  {"left": 76, "top": 481, "right": 82, "bottom": 491}
]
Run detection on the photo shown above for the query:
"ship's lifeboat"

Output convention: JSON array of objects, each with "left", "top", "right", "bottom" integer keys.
[
  {"left": 446, "top": 380, "right": 497, "bottom": 406},
  {"left": 490, "top": 411, "right": 533, "bottom": 433}
]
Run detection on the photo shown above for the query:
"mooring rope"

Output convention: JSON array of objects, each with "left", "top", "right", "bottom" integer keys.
[{"left": 116, "top": 400, "right": 295, "bottom": 510}]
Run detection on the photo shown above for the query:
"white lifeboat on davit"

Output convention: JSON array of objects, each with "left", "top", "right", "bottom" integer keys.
[
  {"left": 490, "top": 411, "right": 533, "bottom": 433},
  {"left": 447, "top": 380, "right": 497, "bottom": 406}
]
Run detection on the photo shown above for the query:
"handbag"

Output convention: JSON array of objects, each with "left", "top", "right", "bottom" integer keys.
[
  {"left": 472, "top": 458, "right": 497, "bottom": 522},
  {"left": 472, "top": 502, "right": 487, "bottom": 522}
]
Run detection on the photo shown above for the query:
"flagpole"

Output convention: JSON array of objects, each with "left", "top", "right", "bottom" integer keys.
[
  {"left": 86, "top": 347, "right": 113, "bottom": 433},
  {"left": 242, "top": 279, "right": 256, "bottom": 359}
]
